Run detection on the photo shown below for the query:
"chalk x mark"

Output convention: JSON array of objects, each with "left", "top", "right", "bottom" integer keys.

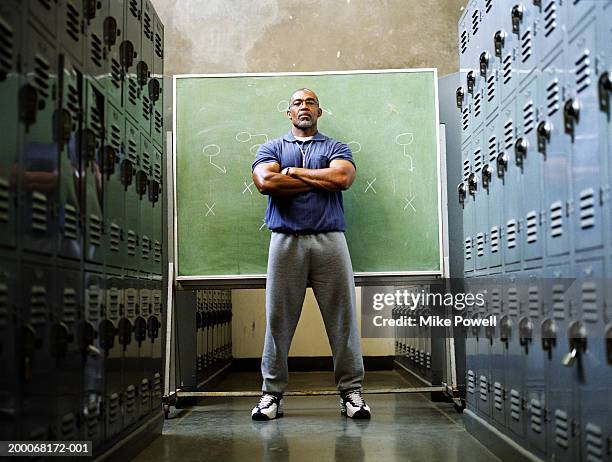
[
  {"left": 365, "top": 177, "right": 377, "bottom": 194},
  {"left": 242, "top": 180, "right": 254, "bottom": 195},
  {"left": 403, "top": 195, "right": 417, "bottom": 213},
  {"left": 205, "top": 202, "right": 216, "bottom": 217},
  {"left": 259, "top": 219, "right": 266, "bottom": 231}
]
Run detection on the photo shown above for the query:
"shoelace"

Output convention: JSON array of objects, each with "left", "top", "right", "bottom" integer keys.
[
  {"left": 346, "top": 390, "right": 365, "bottom": 407},
  {"left": 258, "top": 394, "right": 276, "bottom": 408}
]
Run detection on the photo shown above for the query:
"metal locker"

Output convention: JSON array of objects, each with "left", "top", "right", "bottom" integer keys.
[
  {"left": 498, "top": 99, "right": 523, "bottom": 268},
  {"left": 138, "top": 0, "right": 154, "bottom": 135},
  {"left": 573, "top": 258, "right": 608, "bottom": 462},
  {"left": 471, "top": 72, "right": 486, "bottom": 132},
  {"left": 601, "top": 3, "right": 612, "bottom": 253},
  {"left": 151, "top": 10, "right": 163, "bottom": 149},
  {"left": 137, "top": 273, "right": 152, "bottom": 419},
  {"left": 539, "top": 50, "right": 572, "bottom": 259},
  {"left": 104, "top": 102, "right": 126, "bottom": 269},
  {"left": 82, "top": 270, "right": 105, "bottom": 449},
  {"left": 53, "top": 268, "right": 83, "bottom": 441},
  {"left": 0, "top": 259, "right": 19, "bottom": 441},
  {"left": 490, "top": 276, "right": 509, "bottom": 431},
  {"left": 20, "top": 26, "right": 60, "bottom": 257},
  {"left": 105, "top": 0, "right": 124, "bottom": 109},
  {"left": 495, "top": 6, "right": 518, "bottom": 105},
  {"left": 462, "top": 141, "right": 475, "bottom": 274},
  {"left": 484, "top": 119, "right": 503, "bottom": 270},
  {"left": 139, "top": 134, "right": 153, "bottom": 272},
  {"left": 567, "top": 17, "right": 606, "bottom": 255},
  {"left": 150, "top": 146, "right": 163, "bottom": 275},
  {"left": 122, "top": 0, "right": 142, "bottom": 125},
  {"left": 0, "top": 3, "right": 21, "bottom": 251},
  {"left": 565, "top": 0, "right": 598, "bottom": 35},
  {"left": 83, "top": 80, "right": 105, "bottom": 264},
  {"left": 512, "top": 2, "right": 538, "bottom": 87},
  {"left": 26, "top": 0, "right": 58, "bottom": 42},
  {"left": 469, "top": 278, "right": 489, "bottom": 419},
  {"left": 121, "top": 273, "right": 141, "bottom": 428},
  {"left": 537, "top": 0, "right": 564, "bottom": 62},
  {"left": 124, "top": 119, "right": 141, "bottom": 271},
  {"left": 472, "top": 130, "right": 488, "bottom": 272},
  {"left": 57, "top": 52, "right": 83, "bottom": 262},
  {"left": 517, "top": 75, "right": 544, "bottom": 265},
  {"left": 102, "top": 272, "right": 123, "bottom": 439},
  {"left": 545, "top": 264, "right": 580, "bottom": 462},
  {"left": 149, "top": 276, "right": 162, "bottom": 412},
  {"left": 59, "top": 0, "right": 85, "bottom": 66},
  {"left": 124, "top": 0, "right": 142, "bottom": 65},
  {"left": 84, "top": 0, "right": 109, "bottom": 92}
]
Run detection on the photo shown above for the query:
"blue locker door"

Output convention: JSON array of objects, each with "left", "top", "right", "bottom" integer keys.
[
  {"left": 540, "top": 51, "right": 572, "bottom": 259},
  {"left": 463, "top": 141, "right": 475, "bottom": 274},
  {"left": 517, "top": 76, "right": 544, "bottom": 264},
  {"left": 472, "top": 130, "right": 488, "bottom": 271},
  {"left": 568, "top": 17, "right": 606, "bottom": 255},
  {"left": 497, "top": 3, "right": 518, "bottom": 106},
  {"left": 600, "top": 3, "right": 612, "bottom": 250},
  {"left": 513, "top": 2, "right": 539, "bottom": 87},
  {"left": 538, "top": 0, "right": 564, "bottom": 60},
  {"left": 485, "top": 119, "right": 504, "bottom": 269},
  {"left": 490, "top": 277, "right": 508, "bottom": 430}
]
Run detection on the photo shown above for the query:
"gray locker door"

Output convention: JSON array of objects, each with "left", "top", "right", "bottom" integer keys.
[
  {"left": 472, "top": 130, "right": 488, "bottom": 271},
  {"left": 463, "top": 141, "right": 475, "bottom": 274},
  {"left": 490, "top": 277, "right": 508, "bottom": 430},
  {"left": 514, "top": 2, "right": 538, "bottom": 88},
  {"left": 538, "top": 0, "right": 564, "bottom": 60},
  {"left": 485, "top": 119, "right": 504, "bottom": 270}
]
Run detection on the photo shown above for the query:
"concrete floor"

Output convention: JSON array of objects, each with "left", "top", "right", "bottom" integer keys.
[{"left": 134, "top": 371, "right": 500, "bottom": 462}]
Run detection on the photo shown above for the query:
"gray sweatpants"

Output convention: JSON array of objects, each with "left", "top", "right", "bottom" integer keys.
[{"left": 261, "top": 231, "right": 364, "bottom": 394}]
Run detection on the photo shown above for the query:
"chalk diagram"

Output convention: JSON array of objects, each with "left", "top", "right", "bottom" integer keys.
[
  {"left": 236, "top": 131, "right": 269, "bottom": 156},
  {"left": 242, "top": 178, "right": 254, "bottom": 196},
  {"left": 395, "top": 132, "right": 415, "bottom": 172},
  {"left": 204, "top": 202, "right": 216, "bottom": 217},
  {"left": 202, "top": 144, "right": 227, "bottom": 174},
  {"left": 346, "top": 140, "right": 362, "bottom": 154},
  {"left": 259, "top": 218, "right": 266, "bottom": 231},
  {"left": 364, "top": 177, "right": 377, "bottom": 194}
]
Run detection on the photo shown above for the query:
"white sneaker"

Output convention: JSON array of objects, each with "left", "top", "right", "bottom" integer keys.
[
  {"left": 340, "top": 389, "right": 371, "bottom": 419},
  {"left": 251, "top": 393, "right": 284, "bottom": 421}
]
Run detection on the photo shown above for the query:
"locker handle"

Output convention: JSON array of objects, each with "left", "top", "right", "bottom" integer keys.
[
  {"left": 53, "top": 109, "right": 72, "bottom": 149},
  {"left": 104, "top": 146, "right": 117, "bottom": 177},
  {"left": 19, "top": 84, "right": 39, "bottom": 128},
  {"left": 479, "top": 51, "right": 490, "bottom": 77},
  {"left": 148, "top": 179, "right": 160, "bottom": 203},
  {"left": 496, "top": 152, "right": 509, "bottom": 178},
  {"left": 120, "top": 40, "right": 135, "bottom": 72},
  {"left": 518, "top": 317, "right": 533, "bottom": 353},
  {"left": 563, "top": 99, "right": 580, "bottom": 141},
  {"left": 511, "top": 4, "right": 525, "bottom": 35},
  {"left": 103, "top": 17, "right": 118, "bottom": 48},
  {"left": 494, "top": 30, "right": 506, "bottom": 58},
  {"left": 599, "top": 71, "right": 611, "bottom": 116},
  {"left": 562, "top": 321, "right": 586, "bottom": 367},
  {"left": 148, "top": 316, "right": 161, "bottom": 340},
  {"left": 458, "top": 182, "right": 466, "bottom": 207},
  {"left": 99, "top": 320, "right": 117, "bottom": 352},
  {"left": 84, "top": 0, "right": 97, "bottom": 21},
  {"left": 79, "top": 128, "right": 97, "bottom": 162},
  {"left": 134, "top": 316, "right": 148, "bottom": 344},
  {"left": 514, "top": 137, "right": 528, "bottom": 168},
  {"left": 149, "top": 78, "right": 161, "bottom": 102},
  {"left": 541, "top": 319, "right": 557, "bottom": 356},
  {"left": 121, "top": 159, "right": 134, "bottom": 189},
  {"left": 136, "top": 170, "right": 148, "bottom": 197},
  {"left": 467, "top": 71, "right": 475, "bottom": 94},
  {"left": 536, "top": 121, "right": 551, "bottom": 155},
  {"left": 482, "top": 165, "right": 493, "bottom": 190},
  {"left": 137, "top": 61, "right": 149, "bottom": 87},
  {"left": 605, "top": 324, "right": 612, "bottom": 364},
  {"left": 51, "top": 322, "right": 74, "bottom": 359},
  {"left": 468, "top": 173, "right": 478, "bottom": 196},
  {"left": 499, "top": 316, "right": 512, "bottom": 345}
]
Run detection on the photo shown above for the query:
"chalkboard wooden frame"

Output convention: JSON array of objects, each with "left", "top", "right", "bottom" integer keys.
[{"left": 173, "top": 69, "right": 444, "bottom": 287}]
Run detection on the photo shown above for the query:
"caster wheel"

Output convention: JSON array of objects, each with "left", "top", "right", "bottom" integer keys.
[
  {"left": 163, "top": 404, "right": 170, "bottom": 419},
  {"left": 454, "top": 402, "right": 464, "bottom": 414}
]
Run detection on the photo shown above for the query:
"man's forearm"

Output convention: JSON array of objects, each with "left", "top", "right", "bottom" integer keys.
[
  {"left": 289, "top": 167, "right": 351, "bottom": 192},
  {"left": 254, "top": 171, "right": 312, "bottom": 196}
]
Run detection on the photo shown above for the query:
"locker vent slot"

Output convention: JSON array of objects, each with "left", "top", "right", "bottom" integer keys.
[
  {"left": 154, "top": 109, "right": 163, "bottom": 134},
  {"left": 38, "top": 0, "right": 53, "bottom": 10},
  {"left": 502, "top": 53, "right": 512, "bottom": 84},
  {"left": 65, "top": 1, "right": 80, "bottom": 42},
  {"left": 0, "top": 17, "right": 14, "bottom": 76},
  {"left": 547, "top": 79, "right": 560, "bottom": 116},
  {"left": 61, "top": 412, "right": 78, "bottom": 440},
  {"left": 66, "top": 82, "right": 79, "bottom": 121},
  {"left": 108, "top": 393, "right": 120, "bottom": 423},
  {"left": 127, "top": 230, "right": 137, "bottom": 256},
  {"left": 491, "top": 290, "right": 501, "bottom": 315},
  {"left": 63, "top": 203, "right": 78, "bottom": 240},
  {"left": 460, "top": 29, "right": 468, "bottom": 55},
  {"left": 142, "top": 95, "right": 151, "bottom": 121},
  {"left": 154, "top": 163, "right": 162, "bottom": 181},
  {"left": 487, "top": 73, "right": 495, "bottom": 102},
  {"left": 28, "top": 426, "right": 47, "bottom": 441},
  {"left": 474, "top": 91, "right": 481, "bottom": 118},
  {"left": 530, "top": 399, "right": 543, "bottom": 433},
  {"left": 33, "top": 54, "right": 51, "bottom": 101},
  {"left": 508, "top": 287, "right": 519, "bottom": 316},
  {"left": 488, "top": 136, "right": 497, "bottom": 163},
  {"left": 463, "top": 159, "right": 470, "bottom": 181},
  {"left": 581, "top": 281, "right": 598, "bottom": 323},
  {"left": 544, "top": 1, "right": 557, "bottom": 37},
  {"left": 510, "top": 389, "right": 521, "bottom": 421},
  {"left": 142, "top": 235, "right": 150, "bottom": 260},
  {"left": 554, "top": 409, "right": 569, "bottom": 448},
  {"left": 504, "top": 119, "right": 514, "bottom": 150},
  {"left": 125, "top": 289, "right": 137, "bottom": 317},
  {"left": 111, "top": 58, "right": 121, "bottom": 89},
  {"left": 107, "top": 288, "right": 120, "bottom": 320},
  {"left": 550, "top": 201, "right": 563, "bottom": 237},
  {"left": 526, "top": 211, "right": 538, "bottom": 243},
  {"left": 153, "top": 290, "right": 162, "bottom": 314},
  {"left": 154, "top": 240, "right": 162, "bottom": 263},
  {"left": 485, "top": 0, "right": 493, "bottom": 13},
  {"left": 143, "top": 12, "right": 152, "bottom": 40},
  {"left": 479, "top": 376, "right": 488, "bottom": 402},
  {"left": 471, "top": 9, "right": 479, "bottom": 36},
  {"left": 465, "top": 237, "right": 472, "bottom": 261},
  {"left": 154, "top": 31, "right": 163, "bottom": 59},
  {"left": 528, "top": 286, "right": 540, "bottom": 318},
  {"left": 90, "top": 103, "right": 103, "bottom": 135},
  {"left": 31, "top": 285, "right": 47, "bottom": 326},
  {"left": 523, "top": 101, "right": 534, "bottom": 134},
  {"left": 575, "top": 49, "right": 591, "bottom": 94},
  {"left": 110, "top": 123, "right": 122, "bottom": 150},
  {"left": 89, "top": 214, "right": 102, "bottom": 246},
  {"left": 140, "top": 379, "right": 150, "bottom": 408},
  {"left": 0, "top": 177, "right": 9, "bottom": 222},
  {"left": 142, "top": 149, "right": 151, "bottom": 172},
  {"left": 127, "top": 78, "right": 138, "bottom": 107},
  {"left": 521, "top": 29, "right": 532, "bottom": 63},
  {"left": 462, "top": 106, "right": 469, "bottom": 131},
  {"left": 579, "top": 188, "right": 595, "bottom": 229},
  {"left": 62, "top": 287, "right": 77, "bottom": 324},
  {"left": 552, "top": 284, "right": 565, "bottom": 320},
  {"left": 90, "top": 33, "right": 103, "bottom": 68},
  {"left": 129, "top": 0, "right": 139, "bottom": 18},
  {"left": 86, "top": 285, "right": 100, "bottom": 322},
  {"left": 109, "top": 223, "right": 120, "bottom": 252},
  {"left": 585, "top": 423, "right": 604, "bottom": 462},
  {"left": 152, "top": 372, "right": 161, "bottom": 398},
  {"left": 140, "top": 291, "right": 151, "bottom": 315},
  {"left": 31, "top": 190, "right": 47, "bottom": 229},
  {"left": 85, "top": 401, "right": 99, "bottom": 437},
  {"left": 473, "top": 149, "right": 482, "bottom": 172},
  {"left": 127, "top": 136, "right": 138, "bottom": 163},
  {"left": 493, "top": 382, "right": 503, "bottom": 410},
  {"left": 467, "top": 370, "right": 475, "bottom": 394},
  {"left": 0, "top": 281, "right": 8, "bottom": 329},
  {"left": 125, "top": 385, "right": 136, "bottom": 414},
  {"left": 476, "top": 233, "right": 485, "bottom": 257},
  {"left": 506, "top": 220, "right": 517, "bottom": 249}
]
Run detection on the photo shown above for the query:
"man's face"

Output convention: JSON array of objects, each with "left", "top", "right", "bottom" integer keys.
[{"left": 287, "top": 90, "right": 322, "bottom": 129}]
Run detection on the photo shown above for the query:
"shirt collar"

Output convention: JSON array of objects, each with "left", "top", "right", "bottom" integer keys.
[{"left": 283, "top": 131, "right": 328, "bottom": 142}]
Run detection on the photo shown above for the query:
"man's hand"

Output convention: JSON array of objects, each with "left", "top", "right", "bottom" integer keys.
[
  {"left": 288, "top": 159, "right": 356, "bottom": 192},
  {"left": 252, "top": 162, "right": 312, "bottom": 196}
]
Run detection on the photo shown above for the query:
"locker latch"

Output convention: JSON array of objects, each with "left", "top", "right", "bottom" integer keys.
[
  {"left": 496, "top": 152, "right": 509, "bottom": 179},
  {"left": 136, "top": 170, "right": 148, "bottom": 197},
  {"left": 500, "top": 316, "right": 512, "bottom": 347},
  {"left": 514, "top": 137, "right": 528, "bottom": 168},
  {"left": 518, "top": 317, "right": 533, "bottom": 354},
  {"left": 605, "top": 324, "right": 612, "bottom": 364},
  {"left": 467, "top": 71, "right": 476, "bottom": 94},
  {"left": 562, "top": 321, "right": 586, "bottom": 367},
  {"left": 79, "top": 321, "right": 100, "bottom": 359},
  {"left": 99, "top": 319, "right": 117, "bottom": 353},
  {"left": 104, "top": 146, "right": 117, "bottom": 177},
  {"left": 83, "top": 0, "right": 97, "bottom": 21},
  {"left": 148, "top": 316, "right": 161, "bottom": 340},
  {"left": 536, "top": 121, "right": 551, "bottom": 155},
  {"left": 50, "top": 322, "right": 75, "bottom": 359},
  {"left": 79, "top": 128, "right": 97, "bottom": 162},
  {"left": 598, "top": 71, "right": 611, "bottom": 116},
  {"left": 53, "top": 108, "right": 72, "bottom": 150},
  {"left": 482, "top": 165, "right": 493, "bottom": 190},
  {"left": 134, "top": 316, "right": 147, "bottom": 344},
  {"left": 511, "top": 4, "right": 525, "bottom": 35},
  {"left": 121, "top": 159, "right": 134, "bottom": 189},
  {"left": 494, "top": 30, "right": 507, "bottom": 58},
  {"left": 103, "top": 17, "right": 118, "bottom": 48},
  {"left": 471, "top": 314, "right": 480, "bottom": 337},
  {"left": 149, "top": 78, "right": 161, "bottom": 103},
  {"left": 118, "top": 318, "right": 133, "bottom": 348},
  {"left": 458, "top": 182, "right": 466, "bottom": 207},
  {"left": 563, "top": 99, "right": 580, "bottom": 141},
  {"left": 468, "top": 173, "right": 478, "bottom": 196},
  {"left": 137, "top": 61, "right": 149, "bottom": 87},
  {"left": 532, "top": 0, "right": 541, "bottom": 9},
  {"left": 148, "top": 179, "right": 160, "bottom": 203},
  {"left": 485, "top": 325, "right": 494, "bottom": 345},
  {"left": 120, "top": 40, "right": 135, "bottom": 72},
  {"left": 479, "top": 51, "right": 490, "bottom": 77}
]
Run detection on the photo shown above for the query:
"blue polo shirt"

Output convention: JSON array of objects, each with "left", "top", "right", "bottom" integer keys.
[{"left": 252, "top": 131, "right": 355, "bottom": 234}]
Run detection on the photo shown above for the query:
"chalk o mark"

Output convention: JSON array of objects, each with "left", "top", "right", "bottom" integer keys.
[
  {"left": 395, "top": 132, "right": 414, "bottom": 147},
  {"left": 235, "top": 131, "right": 252, "bottom": 143},
  {"left": 277, "top": 100, "right": 290, "bottom": 112},
  {"left": 347, "top": 141, "right": 362, "bottom": 154},
  {"left": 202, "top": 144, "right": 221, "bottom": 157}
]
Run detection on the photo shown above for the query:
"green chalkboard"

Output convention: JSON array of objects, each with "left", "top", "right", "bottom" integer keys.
[{"left": 174, "top": 70, "right": 441, "bottom": 281}]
